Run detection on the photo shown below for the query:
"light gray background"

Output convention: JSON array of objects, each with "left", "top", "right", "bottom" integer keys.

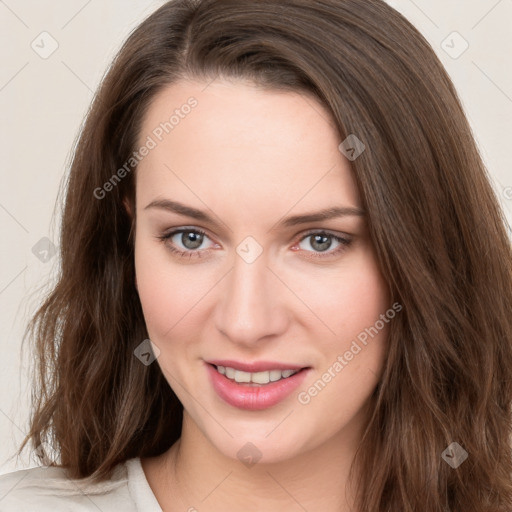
[{"left": 1, "top": 0, "right": 511, "bottom": 474}]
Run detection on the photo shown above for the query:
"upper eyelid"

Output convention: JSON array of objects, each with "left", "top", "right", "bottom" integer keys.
[{"left": 163, "top": 227, "right": 350, "bottom": 248}]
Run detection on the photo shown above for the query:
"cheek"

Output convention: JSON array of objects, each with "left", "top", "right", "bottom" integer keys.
[
  {"left": 135, "top": 239, "right": 191, "bottom": 337},
  {"left": 134, "top": 237, "right": 220, "bottom": 344},
  {"left": 135, "top": 240, "right": 171, "bottom": 333},
  {"left": 336, "top": 270, "right": 389, "bottom": 338},
  {"left": 135, "top": 232, "right": 389, "bottom": 347},
  {"left": 296, "top": 264, "right": 390, "bottom": 442},
  {"left": 294, "top": 250, "right": 389, "bottom": 340}
]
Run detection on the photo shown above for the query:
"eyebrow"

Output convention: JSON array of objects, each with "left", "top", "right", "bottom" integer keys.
[{"left": 144, "top": 199, "right": 365, "bottom": 229}]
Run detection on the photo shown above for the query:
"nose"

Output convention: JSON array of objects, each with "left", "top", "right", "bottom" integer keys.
[{"left": 214, "top": 249, "right": 289, "bottom": 347}]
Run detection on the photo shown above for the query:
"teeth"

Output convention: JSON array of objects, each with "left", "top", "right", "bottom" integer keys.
[
  {"left": 269, "top": 370, "right": 282, "bottom": 382},
  {"left": 252, "top": 371, "right": 271, "bottom": 384},
  {"left": 234, "top": 370, "right": 251, "bottom": 383},
  {"left": 216, "top": 365, "right": 300, "bottom": 384}
]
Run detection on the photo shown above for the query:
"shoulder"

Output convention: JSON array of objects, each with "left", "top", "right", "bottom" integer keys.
[{"left": 0, "top": 459, "right": 137, "bottom": 511}]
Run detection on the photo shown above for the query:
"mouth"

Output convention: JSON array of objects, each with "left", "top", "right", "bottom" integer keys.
[
  {"left": 205, "top": 361, "right": 312, "bottom": 410},
  {"left": 209, "top": 363, "right": 307, "bottom": 386}
]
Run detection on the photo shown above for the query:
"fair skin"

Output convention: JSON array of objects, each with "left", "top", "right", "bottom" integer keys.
[{"left": 133, "top": 78, "right": 390, "bottom": 512}]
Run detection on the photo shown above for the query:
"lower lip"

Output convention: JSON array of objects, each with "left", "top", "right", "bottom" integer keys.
[{"left": 205, "top": 363, "right": 310, "bottom": 411}]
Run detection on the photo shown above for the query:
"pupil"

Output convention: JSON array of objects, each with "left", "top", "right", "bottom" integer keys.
[
  {"left": 312, "top": 234, "right": 331, "bottom": 252},
  {"left": 182, "top": 231, "right": 203, "bottom": 249}
]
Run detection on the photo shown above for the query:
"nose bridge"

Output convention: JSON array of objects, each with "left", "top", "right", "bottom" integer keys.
[{"left": 214, "top": 248, "right": 288, "bottom": 345}]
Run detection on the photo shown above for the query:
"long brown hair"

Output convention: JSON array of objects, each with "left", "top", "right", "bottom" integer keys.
[{"left": 17, "top": 0, "right": 512, "bottom": 510}]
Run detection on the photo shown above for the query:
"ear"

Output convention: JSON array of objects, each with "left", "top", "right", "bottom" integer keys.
[
  {"left": 123, "top": 197, "right": 132, "bottom": 218},
  {"left": 122, "top": 197, "right": 137, "bottom": 291}
]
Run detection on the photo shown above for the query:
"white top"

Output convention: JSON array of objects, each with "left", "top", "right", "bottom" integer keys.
[{"left": 0, "top": 457, "right": 163, "bottom": 511}]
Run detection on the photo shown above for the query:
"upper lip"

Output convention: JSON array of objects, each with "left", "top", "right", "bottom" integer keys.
[{"left": 206, "top": 359, "right": 309, "bottom": 373}]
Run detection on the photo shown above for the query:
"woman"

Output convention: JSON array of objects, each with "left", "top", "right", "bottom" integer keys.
[{"left": 1, "top": 0, "right": 511, "bottom": 510}]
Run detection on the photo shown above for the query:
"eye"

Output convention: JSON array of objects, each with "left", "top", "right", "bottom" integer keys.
[
  {"left": 157, "top": 228, "right": 218, "bottom": 259},
  {"left": 157, "top": 227, "right": 353, "bottom": 261},
  {"left": 293, "top": 231, "right": 353, "bottom": 260}
]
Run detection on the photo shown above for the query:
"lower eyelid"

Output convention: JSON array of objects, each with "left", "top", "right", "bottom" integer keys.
[
  {"left": 294, "top": 234, "right": 352, "bottom": 257},
  {"left": 159, "top": 229, "right": 352, "bottom": 258}
]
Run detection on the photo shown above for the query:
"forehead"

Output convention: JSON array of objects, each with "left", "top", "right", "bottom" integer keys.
[{"left": 135, "top": 79, "right": 361, "bottom": 215}]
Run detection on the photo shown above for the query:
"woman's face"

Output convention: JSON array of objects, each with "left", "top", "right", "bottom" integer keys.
[{"left": 133, "top": 78, "right": 391, "bottom": 464}]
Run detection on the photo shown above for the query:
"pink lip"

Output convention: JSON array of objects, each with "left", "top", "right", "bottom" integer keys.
[
  {"left": 205, "top": 362, "right": 311, "bottom": 411},
  {"left": 205, "top": 359, "right": 306, "bottom": 372}
]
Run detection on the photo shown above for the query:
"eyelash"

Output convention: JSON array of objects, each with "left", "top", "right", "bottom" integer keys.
[{"left": 156, "top": 227, "right": 353, "bottom": 261}]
